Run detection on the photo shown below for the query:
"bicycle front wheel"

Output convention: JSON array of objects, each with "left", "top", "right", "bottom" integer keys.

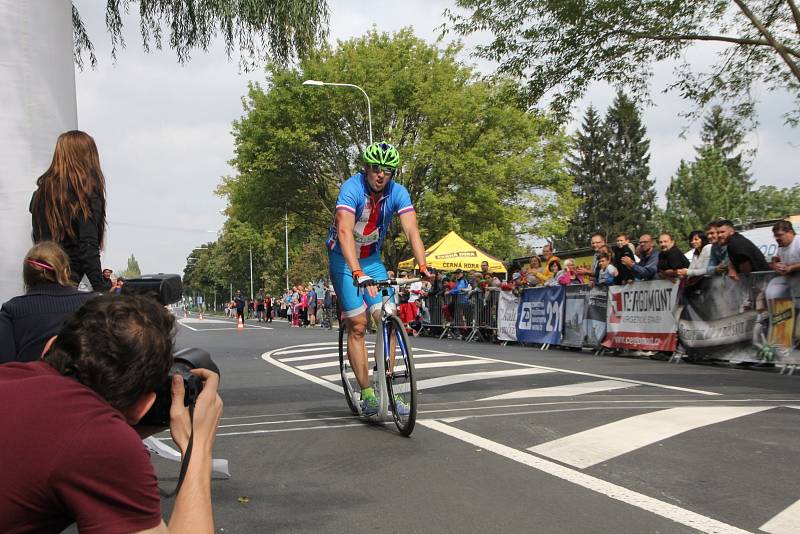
[
  {"left": 385, "top": 315, "right": 417, "bottom": 436},
  {"left": 339, "top": 320, "right": 360, "bottom": 415}
]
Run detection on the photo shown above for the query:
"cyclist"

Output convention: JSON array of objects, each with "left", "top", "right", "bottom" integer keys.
[{"left": 326, "top": 141, "right": 431, "bottom": 416}]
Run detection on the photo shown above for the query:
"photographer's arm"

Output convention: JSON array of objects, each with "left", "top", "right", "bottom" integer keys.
[{"left": 140, "top": 370, "right": 222, "bottom": 534}]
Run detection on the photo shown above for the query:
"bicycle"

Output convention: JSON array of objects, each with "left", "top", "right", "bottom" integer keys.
[{"left": 338, "top": 278, "right": 418, "bottom": 436}]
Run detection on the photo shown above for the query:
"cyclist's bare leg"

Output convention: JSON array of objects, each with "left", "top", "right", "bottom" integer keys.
[{"left": 346, "top": 313, "right": 370, "bottom": 389}]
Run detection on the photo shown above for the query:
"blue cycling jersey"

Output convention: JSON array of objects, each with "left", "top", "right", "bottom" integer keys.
[{"left": 326, "top": 173, "right": 414, "bottom": 258}]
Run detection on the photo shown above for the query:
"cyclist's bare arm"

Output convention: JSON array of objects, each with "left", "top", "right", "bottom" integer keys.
[{"left": 399, "top": 211, "right": 428, "bottom": 275}]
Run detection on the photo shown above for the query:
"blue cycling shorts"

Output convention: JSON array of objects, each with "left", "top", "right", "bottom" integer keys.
[{"left": 329, "top": 251, "right": 393, "bottom": 318}]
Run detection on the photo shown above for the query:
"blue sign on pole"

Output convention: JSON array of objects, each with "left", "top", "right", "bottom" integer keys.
[{"left": 516, "top": 286, "right": 565, "bottom": 345}]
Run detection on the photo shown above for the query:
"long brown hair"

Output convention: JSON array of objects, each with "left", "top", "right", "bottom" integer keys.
[
  {"left": 23, "top": 241, "right": 73, "bottom": 290},
  {"left": 31, "top": 131, "right": 106, "bottom": 244}
]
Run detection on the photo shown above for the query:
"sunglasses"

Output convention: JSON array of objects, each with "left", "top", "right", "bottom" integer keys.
[{"left": 367, "top": 164, "right": 395, "bottom": 177}]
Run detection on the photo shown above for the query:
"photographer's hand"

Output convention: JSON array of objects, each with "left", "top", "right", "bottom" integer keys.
[{"left": 167, "top": 368, "right": 223, "bottom": 534}]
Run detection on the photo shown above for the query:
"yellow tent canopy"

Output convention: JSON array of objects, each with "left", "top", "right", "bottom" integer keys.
[{"left": 397, "top": 231, "right": 507, "bottom": 273}]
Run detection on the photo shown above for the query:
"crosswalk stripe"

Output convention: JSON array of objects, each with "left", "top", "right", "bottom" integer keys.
[
  {"left": 478, "top": 380, "right": 639, "bottom": 401},
  {"left": 281, "top": 352, "right": 341, "bottom": 362},
  {"left": 759, "top": 497, "right": 800, "bottom": 533},
  {"left": 415, "top": 368, "right": 554, "bottom": 390},
  {"left": 319, "top": 359, "right": 495, "bottom": 381},
  {"left": 295, "top": 353, "right": 479, "bottom": 370},
  {"left": 528, "top": 406, "right": 774, "bottom": 469},
  {"left": 421, "top": 420, "right": 750, "bottom": 534},
  {"left": 273, "top": 343, "right": 367, "bottom": 355}
]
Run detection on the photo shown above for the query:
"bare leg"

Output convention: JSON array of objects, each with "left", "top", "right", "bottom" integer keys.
[{"left": 346, "top": 313, "right": 370, "bottom": 389}]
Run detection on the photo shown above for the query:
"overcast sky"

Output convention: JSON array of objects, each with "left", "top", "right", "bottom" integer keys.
[{"left": 72, "top": 0, "right": 799, "bottom": 275}]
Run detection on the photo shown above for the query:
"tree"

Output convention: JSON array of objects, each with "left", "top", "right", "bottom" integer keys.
[
  {"left": 602, "top": 91, "right": 657, "bottom": 239},
  {"left": 747, "top": 183, "right": 800, "bottom": 218},
  {"left": 561, "top": 106, "right": 609, "bottom": 248},
  {"left": 72, "top": 0, "right": 330, "bottom": 69},
  {"left": 119, "top": 254, "right": 141, "bottom": 279},
  {"left": 662, "top": 148, "right": 750, "bottom": 246},
  {"left": 445, "top": 0, "right": 800, "bottom": 125},
  {"left": 220, "top": 29, "right": 576, "bottom": 271},
  {"left": 699, "top": 105, "right": 753, "bottom": 191}
]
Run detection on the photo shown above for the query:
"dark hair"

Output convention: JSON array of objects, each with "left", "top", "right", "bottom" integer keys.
[
  {"left": 590, "top": 232, "right": 606, "bottom": 241},
  {"left": 549, "top": 260, "right": 561, "bottom": 272},
  {"left": 616, "top": 232, "right": 629, "bottom": 239},
  {"left": 598, "top": 252, "right": 611, "bottom": 261},
  {"left": 687, "top": 230, "right": 708, "bottom": 254},
  {"left": 659, "top": 232, "right": 674, "bottom": 241},
  {"left": 715, "top": 219, "right": 734, "bottom": 228},
  {"left": 773, "top": 220, "right": 795, "bottom": 234},
  {"left": 44, "top": 294, "right": 175, "bottom": 413}
]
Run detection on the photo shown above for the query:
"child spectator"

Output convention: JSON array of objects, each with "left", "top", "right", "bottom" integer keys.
[{"left": 597, "top": 253, "right": 618, "bottom": 286}]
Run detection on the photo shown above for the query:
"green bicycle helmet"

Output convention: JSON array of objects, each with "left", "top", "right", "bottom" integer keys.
[{"left": 363, "top": 141, "right": 400, "bottom": 169}]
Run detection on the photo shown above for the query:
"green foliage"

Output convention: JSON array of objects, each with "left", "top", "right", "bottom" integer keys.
[
  {"left": 561, "top": 92, "right": 656, "bottom": 247},
  {"left": 747, "top": 183, "right": 800, "bottom": 219},
  {"left": 221, "top": 28, "right": 576, "bottom": 270},
  {"left": 72, "top": 0, "right": 329, "bottom": 69},
  {"left": 118, "top": 254, "right": 141, "bottom": 279},
  {"left": 662, "top": 148, "right": 750, "bottom": 247},
  {"left": 661, "top": 105, "right": 753, "bottom": 246},
  {"left": 445, "top": 0, "right": 800, "bottom": 126}
]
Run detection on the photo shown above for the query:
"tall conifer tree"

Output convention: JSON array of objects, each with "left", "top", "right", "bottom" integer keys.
[
  {"left": 602, "top": 91, "right": 656, "bottom": 239},
  {"left": 562, "top": 106, "right": 608, "bottom": 248}
]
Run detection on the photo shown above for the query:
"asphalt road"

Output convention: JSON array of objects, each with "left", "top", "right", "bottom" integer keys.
[{"left": 153, "top": 311, "right": 800, "bottom": 534}]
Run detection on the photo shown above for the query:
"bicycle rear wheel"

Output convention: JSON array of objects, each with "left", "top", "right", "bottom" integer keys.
[
  {"left": 338, "top": 320, "right": 360, "bottom": 415},
  {"left": 385, "top": 315, "right": 417, "bottom": 436}
]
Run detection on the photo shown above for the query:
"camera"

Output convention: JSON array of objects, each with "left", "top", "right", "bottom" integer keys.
[
  {"left": 121, "top": 274, "right": 221, "bottom": 428},
  {"left": 138, "top": 347, "right": 220, "bottom": 427}
]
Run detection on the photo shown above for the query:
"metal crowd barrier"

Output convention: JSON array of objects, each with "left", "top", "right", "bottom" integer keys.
[{"left": 418, "top": 288, "right": 500, "bottom": 343}]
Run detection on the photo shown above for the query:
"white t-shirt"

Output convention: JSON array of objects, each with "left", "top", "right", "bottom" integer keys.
[
  {"left": 777, "top": 236, "right": 800, "bottom": 265},
  {"left": 408, "top": 281, "right": 423, "bottom": 303}
]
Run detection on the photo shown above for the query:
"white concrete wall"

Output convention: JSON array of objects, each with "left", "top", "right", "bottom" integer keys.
[{"left": 0, "top": 0, "right": 77, "bottom": 299}]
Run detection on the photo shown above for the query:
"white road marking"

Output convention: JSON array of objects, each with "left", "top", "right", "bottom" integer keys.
[
  {"left": 218, "top": 415, "right": 354, "bottom": 429},
  {"left": 437, "top": 351, "right": 721, "bottom": 396},
  {"left": 262, "top": 351, "right": 343, "bottom": 394},
  {"left": 420, "top": 420, "right": 750, "bottom": 534},
  {"left": 282, "top": 352, "right": 342, "bottom": 362},
  {"left": 478, "top": 380, "right": 639, "bottom": 401},
  {"left": 528, "top": 406, "right": 774, "bottom": 469},
  {"left": 760, "top": 497, "right": 800, "bottom": 533},
  {"left": 415, "top": 368, "right": 554, "bottom": 390},
  {"left": 287, "top": 351, "right": 458, "bottom": 367},
  {"left": 306, "top": 358, "right": 491, "bottom": 372},
  {"left": 179, "top": 318, "right": 231, "bottom": 324},
  {"left": 179, "top": 322, "right": 198, "bottom": 331},
  {"left": 216, "top": 422, "right": 366, "bottom": 437},
  {"left": 273, "top": 343, "right": 364, "bottom": 355},
  {"left": 182, "top": 326, "right": 274, "bottom": 331}
]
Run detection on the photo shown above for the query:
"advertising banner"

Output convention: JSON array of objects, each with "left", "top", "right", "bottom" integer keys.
[
  {"left": 678, "top": 272, "right": 800, "bottom": 364},
  {"left": 516, "top": 286, "right": 565, "bottom": 345},
  {"left": 584, "top": 287, "right": 608, "bottom": 348},
  {"left": 603, "top": 280, "right": 680, "bottom": 351},
  {"left": 562, "top": 285, "right": 589, "bottom": 347},
  {"left": 497, "top": 290, "right": 519, "bottom": 342}
]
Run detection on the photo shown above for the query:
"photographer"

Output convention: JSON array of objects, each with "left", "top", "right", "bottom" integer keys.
[{"left": 0, "top": 294, "right": 223, "bottom": 533}]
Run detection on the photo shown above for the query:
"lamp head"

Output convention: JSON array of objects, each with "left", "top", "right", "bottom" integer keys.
[{"left": 302, "top": 80, "right": 325, "bottom": 86}]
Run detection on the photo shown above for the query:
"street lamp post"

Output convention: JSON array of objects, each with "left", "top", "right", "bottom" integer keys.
[
  {"left": 302, "top": 80, "right": 373, "bottom": 145},
  {"left": 285, "top": 210, "right": 290, "bottom": 292},
  {"left": 249, "top": 245, "right": 254, "bottom": 301}
]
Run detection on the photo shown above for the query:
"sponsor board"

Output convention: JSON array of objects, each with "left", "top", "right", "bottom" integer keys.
[
  {"left": 603, "top": 280, "right": 679, "bottom": 351},
  {"left": 516, "top": 286, "right": 565, "bottom": 345},
  {"left": 497, "top": 290, "right": 519, "bottom": 342}
]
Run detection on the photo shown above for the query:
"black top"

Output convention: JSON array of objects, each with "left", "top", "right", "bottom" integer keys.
[
  {"left": 0, "top": 284, "right": 98, "bottom": 364},
  {"left": 726, "top": 232, "right": 769, "bottom": 273},
  {"left": 612, "top": 244, "right": 636, "bottom": 283},
  {"left": 30, "top": 191, "right": 105, "bottom": 291},
  {"left": 657, "top": 246, "right": 690, "bottom": 272}
]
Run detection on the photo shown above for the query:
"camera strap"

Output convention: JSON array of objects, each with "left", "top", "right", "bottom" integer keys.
[{"left": 160, "top": 403, "right": 195, "bottom": 498}]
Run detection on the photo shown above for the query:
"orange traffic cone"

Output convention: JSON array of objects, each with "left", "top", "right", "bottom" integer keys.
[
  {"left": 237, "top": 316, "right": 244, "bottom": 330},
  {"left": 199, "top": 311, "right": 204, "bottom": 320}
]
